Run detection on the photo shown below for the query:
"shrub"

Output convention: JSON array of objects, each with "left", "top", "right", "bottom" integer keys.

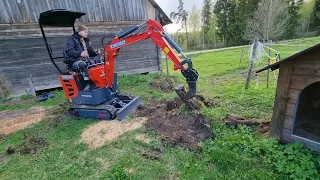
[{"left": 202, "top": 125, "right": 320, "bottom": 179}]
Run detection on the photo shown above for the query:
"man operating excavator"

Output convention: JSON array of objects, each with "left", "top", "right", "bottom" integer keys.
[{"left": 65, "top": 25, "right": 101, "bottom": 81}]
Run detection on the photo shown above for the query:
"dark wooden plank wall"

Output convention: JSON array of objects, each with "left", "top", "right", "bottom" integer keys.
[
  {"left": 269, "top": 61, "right": 293, "bottom": 139},
  {"left": 0, "top": 0, "right": 147, "bottom": 23},
  {"left": 275, "top": 49, "right": 320, "bottom": 151}
]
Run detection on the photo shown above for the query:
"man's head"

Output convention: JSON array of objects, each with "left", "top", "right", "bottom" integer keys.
[{"left": 78, "top": 25, "right": 88, "bottom": 38}]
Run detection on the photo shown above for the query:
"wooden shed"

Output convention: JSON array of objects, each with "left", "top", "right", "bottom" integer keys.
[
  {"left": 257, "top": 44, "right": 320, "bottom": 151},
  {"left": 0, "top": 0, "right": 171, "bottom": 97}
]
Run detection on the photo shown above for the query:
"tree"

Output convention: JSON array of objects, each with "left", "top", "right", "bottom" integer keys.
[
  {"left": 284, "top": 0, "right": 303, "bottom": 39},
  {"left": 208, "top": 14, "right": 218, "bottom": 48},
  {"left": 170, "top": 32, "right": 186, "bottom": 49},
  {"left": 188, "top": 5, "right": 201, "bottom": 32},
  {"left": 310, "top": 0, "right": 320, "bottom": 35},
  {"left": 214, "top": 0, "right": 237, "bottom": 45},
  {"left": 202, "top": 0, "right": 212, "bottom": 46},
  {"left": 231, "top": 0, "right": 261, "bottom": 45},
  {"left": 245, "top": 0, "right": 289, "bottom": 42},
  {"left": 170, "top": 0, "right": 189, "bottom": 50},
  {"left": 188, "top": 5, "right": 201, "bottom": 49},
  {"left": 298, "top": 0, "right": 315, "bottom": 36}
]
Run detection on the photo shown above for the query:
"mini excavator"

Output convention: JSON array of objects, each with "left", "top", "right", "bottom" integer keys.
[{"left": 39, "top": 10, "right": 198, "bottom": 120}]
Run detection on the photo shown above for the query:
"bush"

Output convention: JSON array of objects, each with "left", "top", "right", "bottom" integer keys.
[{"left": 202, "top": 125, "right": 320, "bottom": 179}]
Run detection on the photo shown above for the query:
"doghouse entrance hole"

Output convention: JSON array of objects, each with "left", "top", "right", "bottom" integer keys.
[{"left": 292, "top": 82, "right": 320, "bottom": 142}]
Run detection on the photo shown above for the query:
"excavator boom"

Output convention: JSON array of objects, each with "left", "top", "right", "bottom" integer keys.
[{"left": 103, "top": 19, "right": 198, "bottom": 100}]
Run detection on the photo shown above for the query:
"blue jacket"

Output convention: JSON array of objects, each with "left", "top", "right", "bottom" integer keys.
[{"left": 65, "top": 33, "right": 97, "bottom": 64}]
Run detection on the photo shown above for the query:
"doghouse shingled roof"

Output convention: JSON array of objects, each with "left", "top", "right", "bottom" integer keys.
[{"left": 256, "top": 43, "right": 320, "bottom": 73}]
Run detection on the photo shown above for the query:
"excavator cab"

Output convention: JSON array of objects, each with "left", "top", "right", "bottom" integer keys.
[{"left": 39, "top": 9, "right": 198, "bottom": 120}]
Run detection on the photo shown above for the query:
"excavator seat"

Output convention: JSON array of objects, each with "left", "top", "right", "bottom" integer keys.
[{"left": 62, "top": 50, "right": 81, "bottom": 73}]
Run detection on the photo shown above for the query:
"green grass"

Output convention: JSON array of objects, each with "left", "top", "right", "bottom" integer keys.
[
  {"left": 0, "top": 91, "right": 66, "bottom": 111},
  {"left": 1, "top": 37, "right": 320, "bottom": 179}
]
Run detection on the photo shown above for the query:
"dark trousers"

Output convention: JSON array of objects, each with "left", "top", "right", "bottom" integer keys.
[{"left": 72, "top": 56, "right": 102, "bottom": 79}]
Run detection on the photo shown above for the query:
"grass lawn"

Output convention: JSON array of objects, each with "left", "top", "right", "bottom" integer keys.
[{"left": 0, "top": 38, "right": 320, "bottom": 179}]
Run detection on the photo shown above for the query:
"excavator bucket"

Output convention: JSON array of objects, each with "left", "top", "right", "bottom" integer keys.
[
  {"left": 175, "top": 68, "right": 198, "bottom": 101},
  {"left": 174, "top": 82, "right": 196, "bottom": 101}
]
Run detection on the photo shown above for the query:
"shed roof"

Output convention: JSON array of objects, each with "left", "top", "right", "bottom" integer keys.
[
  {"left": 256, "top": 43, "right": 320, "bottom": 73},
  {"left": 148, "top": 0, "right": 172, "bottom": 25}
]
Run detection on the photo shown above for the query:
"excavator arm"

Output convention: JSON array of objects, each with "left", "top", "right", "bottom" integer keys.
[{"left": 103, "top": 19, "right": 198, "bottom": 100}]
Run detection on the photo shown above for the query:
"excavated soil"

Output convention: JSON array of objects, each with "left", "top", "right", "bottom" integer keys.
[
  {"left": 0, "top": 107, "right": 45, "bottom": 135},
  {"left": 165, "top": 95, "right": 216, "bottom": 111},
  {"left": 136, "top": 96, "right": 214, "bottom": 151},
  {"left": 81, "top": 117, "right": 148, "bottom": 149}
]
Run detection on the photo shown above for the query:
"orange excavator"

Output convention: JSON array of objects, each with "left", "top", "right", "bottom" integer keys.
[{"left": 39, "top": 9, "right": 198, "bottom": 120}]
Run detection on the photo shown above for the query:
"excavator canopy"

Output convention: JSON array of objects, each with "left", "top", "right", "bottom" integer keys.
[
  {"left": 39, "top": 9, "right": 85, "bottom": 28},
  {"left": 38, "top": 9, "right": 86, "bottom": 74}
]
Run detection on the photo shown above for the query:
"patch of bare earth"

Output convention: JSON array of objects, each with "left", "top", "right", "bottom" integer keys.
[
  {"left": 135, "top": 134, "right": 151, "bottom": 144},
  {"left": 135, "top": 95, "right": 215, "bottom": 151},
  {"left": 0, "top": 154, "right": 8, "bottom": 164},
  {"left": 81, "top": 117, "right": 148, "bottom": 149},
  {"left": 125, "top": 168, "right": 135, "bottom": 175},
  {"left": 0, "top": 107, "right": 45, "bottom": 135}
]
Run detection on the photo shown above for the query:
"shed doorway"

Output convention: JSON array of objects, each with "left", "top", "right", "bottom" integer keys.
[{"left": 292, "top": 82, "right": 320, "bottom": 142}]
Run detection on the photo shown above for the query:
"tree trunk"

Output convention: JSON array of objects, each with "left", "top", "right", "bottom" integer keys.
[
  {"left": 214, "top": 21, "right": 217, "bottom": 48},
  {"left": 185, "top": 20, "right": 189, "bottom": 51},
  {"left": 202, "top": 25, "right": 205, "bottom": 49},
  {"left": 266, "top": 0, "right": 273, "bottom": 42}
]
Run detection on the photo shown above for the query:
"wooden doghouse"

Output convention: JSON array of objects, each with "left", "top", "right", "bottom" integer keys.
[{"left": 257, "top": 44, "right": 320, "bottom": 151}]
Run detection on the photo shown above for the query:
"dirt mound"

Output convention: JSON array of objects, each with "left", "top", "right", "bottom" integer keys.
[
  {"left": 0, "top": 107, "right": 45, "bottom": 135},
  {"left": 81, "top": 117, "right": 148, "bottom": 149},
  {"left": 165, "top": 95, "right": 216, "bottom": 111},
  {"left": 136, "top": 97, "right": 214, "bottom": 151}
]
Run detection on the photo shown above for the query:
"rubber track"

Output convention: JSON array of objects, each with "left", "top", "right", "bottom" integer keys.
[{"left": 70, "top": 104, "right": 118, "bottom": 119}]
